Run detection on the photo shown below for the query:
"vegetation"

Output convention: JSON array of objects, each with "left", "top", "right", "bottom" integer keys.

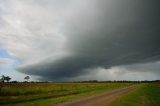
[
  {"left": 24, "top": 76, "right": 30, "bottom": 82},
  {"left": 0, "top": 82, "right": 135, "bottom": 106},
  {"left": 0, "top": 75, "right": 159, "bottom": 106},
  {"left": 0, "top": 75, "right": 11, "bottom": 83},
  {"left": 109, "top": 83, "right": 160, "bottom": 106}
]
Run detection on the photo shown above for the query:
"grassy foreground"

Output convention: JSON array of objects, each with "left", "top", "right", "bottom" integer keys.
[
  {"left": 0, "top": 83, "right": 135, "bottom": 106},
  {"left": 109, "top": 83, "right": 160, "bottom": 106}
]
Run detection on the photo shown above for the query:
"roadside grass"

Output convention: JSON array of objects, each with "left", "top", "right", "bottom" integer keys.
[
  {"left": 109, "top": 83, "right": 160, "bottom": 106},
  {"left": 0, "top": 83, "right": 135, "bottom": 106}
]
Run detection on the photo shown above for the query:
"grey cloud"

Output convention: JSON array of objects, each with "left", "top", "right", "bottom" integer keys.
[
  {"left": 69, "top": 66, "right": 160, "bottom": 81},
  {"left": 124, "top": 61, "right": 160, "bottom": 74},
  {"left": 1, "top": 0, "right": 160, "bottom": 81}
]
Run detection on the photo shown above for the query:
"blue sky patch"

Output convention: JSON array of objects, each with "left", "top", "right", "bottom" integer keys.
[{"left": 0, "top": 48, "right": 13, "bottom": 59}]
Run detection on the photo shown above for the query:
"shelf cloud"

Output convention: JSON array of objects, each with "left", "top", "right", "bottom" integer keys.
[{"left": 0, "top": 0, "right": 160, "bottom": 81}]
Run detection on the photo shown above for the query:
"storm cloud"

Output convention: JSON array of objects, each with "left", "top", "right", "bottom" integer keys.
[{"left": 0, "top": 0, "right": 160, "bottom": 81}]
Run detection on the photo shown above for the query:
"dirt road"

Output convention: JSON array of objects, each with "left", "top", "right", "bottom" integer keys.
[{"left": 56, "top": 85, "right": 140, "bottom": 106}]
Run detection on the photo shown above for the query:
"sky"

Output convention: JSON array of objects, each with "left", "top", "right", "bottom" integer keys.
[{"left": 0, "top": 0, "right": 160, "bottom": 81}]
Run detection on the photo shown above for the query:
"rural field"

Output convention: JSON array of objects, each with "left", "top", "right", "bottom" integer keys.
[
  {"left": 0, "top": 82, "right": 159, "bottom": 106},
  {"left": 0, "top": 1, "right": 160, "bottom": 106}
]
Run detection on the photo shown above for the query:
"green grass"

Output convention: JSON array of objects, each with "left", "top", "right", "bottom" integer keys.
[
  {"left": 109, "top": 83, "right": 160, "bottom": 106},
  {"left": 0, "top": 83, "right": 135, "bottom": 106}
]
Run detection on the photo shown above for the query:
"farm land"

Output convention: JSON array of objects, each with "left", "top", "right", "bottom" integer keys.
[{"left": 0, "top": 82, "right": 159, "bottom": 106}]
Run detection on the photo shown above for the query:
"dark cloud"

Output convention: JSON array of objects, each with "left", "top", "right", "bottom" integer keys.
[{"left": 17, "top": 0, "right": 160, "bottom": 81}]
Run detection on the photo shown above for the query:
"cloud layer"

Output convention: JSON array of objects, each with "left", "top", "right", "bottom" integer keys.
[{"left": 0, "top": 0, "right": 160, "bottom": 81}]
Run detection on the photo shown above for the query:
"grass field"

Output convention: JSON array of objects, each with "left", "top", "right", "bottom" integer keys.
[
  {"left": 109, "top": 83, "right": 160, "bottom": 106},
  {"left": 0, "top": 83, "right": 134, "bottom": 106},
  {"left": 0, "top": 82, "right": 159, "bottom": 106}
]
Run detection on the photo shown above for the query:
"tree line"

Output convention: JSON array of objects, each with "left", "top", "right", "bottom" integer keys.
[
  {"left": 0, "top": 75, "right": 160, "bottom": 83},
  {"left": 0, "top": 75, "right": 30, "bottom": 83}
]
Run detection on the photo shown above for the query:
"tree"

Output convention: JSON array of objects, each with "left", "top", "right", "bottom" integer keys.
[
  {"left": 0, "top": 75, "right": 11, "bottom": 83},
  {"left": 24, "top": 76, "right": 30, "bottom": 82},
  {"left": 5, "top": 76, "right": 11, "bottom": 82},
  {"left": 0, "top": 75, "right": 5, "bottom": 83}
]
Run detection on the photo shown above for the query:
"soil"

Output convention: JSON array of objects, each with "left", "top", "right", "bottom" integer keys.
[{"left": 55, "top": 86, "right": 139, "bottom": 106}]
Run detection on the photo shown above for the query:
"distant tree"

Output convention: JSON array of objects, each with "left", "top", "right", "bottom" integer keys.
[
  {"left": 24, "top": 76, "right": 30, "bottom": 82},
  {"left": 0, "top": 75, "right": 5, "bottom": 83},
  {"left": 5, "top": 76, "right": 11, "bottom": 82},
  {"left": 11, "top": 81, "right": 18, "bottom": 83},
  {"left": 0, "top": 75, "right": 11, "bottom": 83}
]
